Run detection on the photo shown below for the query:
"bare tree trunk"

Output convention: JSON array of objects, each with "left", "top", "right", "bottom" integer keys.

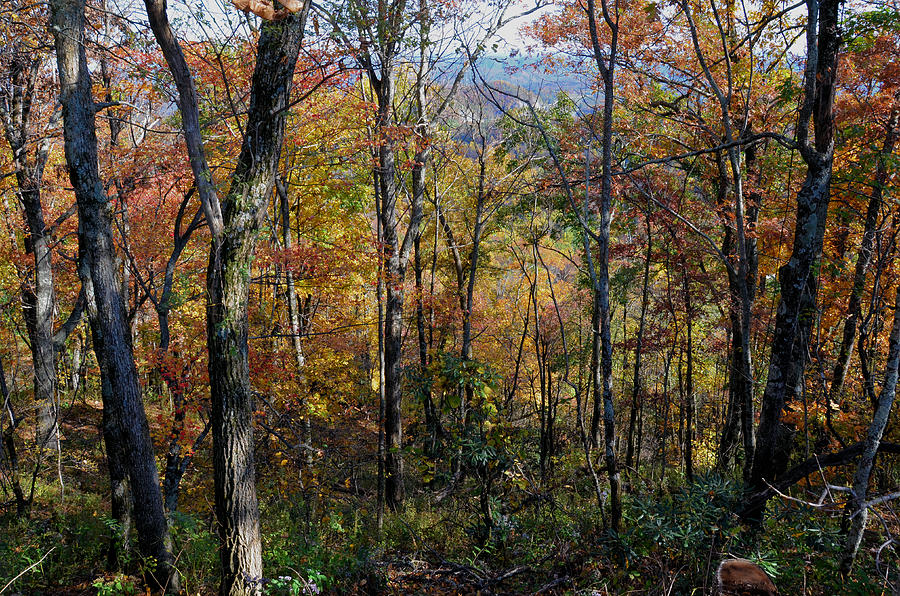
[
  {"left": 840, "top": 288, "right": 900, "bottom": 573},
  {"left": 679, "top": 0, "right": 760, "bottom": 480},
  {"left": 205, "top": 18, "right": 306, "bottom": 594},
  {"left": 413, "top": 233, "right": 440, "bottom": 459},
  {"left": 380, "top": 135, "right": 406, "bottom": 511},
  {"left": 368, "top": 64, "right": 425, "bottom": 510},
  {"left": 585, "top": 0, "right": 621, "bottom": 531},
  {"left": 589, "top": 292, "right": 602, "bottom": 448},
  {"left": 459, "top": 149, "right": 487, "bottom": 439},
  {"left": 0, "top": 52, "right": 59, "bottom": 456},
  {"left": 745, "top": 0, "right": 841, "bottom": 521},
  {"left": 374, "top": 168, "right": 386, "bottom": 530},
  {"left": 682, "top": 264, "right": 694, "bottom": 483},
  {"left": 154, "top": 191, "right": 206, "bottom": 514},
  {"left": 414, "top": 236, "right": 429, "bottom": 369},
  {"left": 277, "top": 179, "right": 314, "bottom": 480},
  {"left": 100, "top": 371, "right": 132, "bottom": 569},
  {"left": 0, "top": 355, "right": 28, "bottom": 516},
  {"left": 50, "top": 1, "right": 177, "bottom": 590},
  {"left": 530, "top": 240, "right": 549, "bottom": 480},
  {"left": 626, "top": 215, "right": 652, "bottom": 470},
  {"left": 828, "top": 110, "right": 897, "bottom": 414},
  {"left": 660, "top": 341, "right": 675, "bottom": 481}
]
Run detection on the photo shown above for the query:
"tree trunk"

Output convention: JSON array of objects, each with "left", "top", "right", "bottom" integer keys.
[
  {"left": 414, "top": 235, "right": 429, "bottom": 369},
  {"left": 50, "top": 1, "right": 177, "bottom": 589},
  {"left": 373, "top": 168, "right": 386, "bottom": 530},
  {"left": 0, "top": 355, "right": 29, "bottom": 516},
  {"left": 158, "top": 192, "right": 206, "bottom": 514},
  {"left": 718, "top": 314, "right": 742, "bottom": 469},
  {"left": 840, "top": 288, "right": 900, "bottom": 573},
  {"left": 381, "top": 148, "right": 405, "bottom": 510},
  {"left": 205, "top": 17, "right": 306, "bottom": 595},
  {"left": 0, "top": 53, "right": 59, "bottom": 455},
  {"left": 414, "top": 233, "right": 440, "bottom": 459},
  {"left": 277, "top": 179, "right": 314, "bottom": 480},
  {"left": 828, "top": 110, "right": 897, "bottom": 413},
  {"left": 81, "top": 281, "right": 132, "bottom": 564},
  {"left": 143, "top": 0, "right": 309, "bottom": 584},
  {"left": 745, "top": 0, "right": 840, "bottom": 521},
  {"left": 368, "top": 52, "right": 425, "bottom": 508},
  {"left": 682, "top": 265, "right": 694, "bottom": 483},
  {"left": 585, "top": 0, "right": 621, "bottom": 532},
  {"left": 660, "top": 342, "right": 675, "bottom": 481},
  {"left": 626, "top": 215, "right": 652, "bottom": 471},
  {"left": 101, "top": 372, "right": 132, "bottom": 569}
]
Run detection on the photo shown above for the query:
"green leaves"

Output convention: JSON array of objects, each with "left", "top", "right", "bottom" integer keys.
[{"left": 845, "top": 8, "right": 900, "bottom": 52}]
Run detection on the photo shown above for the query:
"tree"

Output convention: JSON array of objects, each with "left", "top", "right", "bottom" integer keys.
[
  {"left": 585, "top": 0, "right": 622, "bottom": 533},
  {"left": 840, "top": 287, "right": 900, "bottom": 572},
  {"left": 143, "top": 0, "right": 310, "bottom": 591},
  {"left": 0, "top": 5, "right": 85, "bottom": 505},
  {"left": 49, "top": 0, "right": 178, "bottom": 589},
  {"left": 745, "top": 0, "right": 842, "bottom": 520}
]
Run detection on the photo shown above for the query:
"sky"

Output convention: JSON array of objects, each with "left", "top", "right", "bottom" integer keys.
[
  {"left": 162, "top": 0, "right": 552, "bottom": 51},
  {"left": 155, "top": 0, "right": 563, "bottom": 92}
]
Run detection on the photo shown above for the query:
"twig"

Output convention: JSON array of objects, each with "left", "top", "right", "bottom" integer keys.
[
  {"left": 764, "top": 480, "right": 848, "bottom": 510},
  {"left": 476, "top": 564, "right": 533, "bottom": 589},
  {"left": 0, "top": 546, "right": 55, "bottom": 594},
  {"left": 863, "top": 490, "right": 900, "bottom": 510},
  {"left": 535, "top": 575, "right": 570, "bottom": 593}
]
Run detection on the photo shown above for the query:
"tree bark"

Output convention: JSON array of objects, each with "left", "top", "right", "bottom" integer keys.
[
  {"left": 100, "top": 370, "right": 132, "bottom": 569},
  {"left": 745, "top": 0, "right": 841, "bottom": 521},
  {"left": 0, "top": 52, "right": 59, "bottom": 455},
  {"left": 50, "top": 0, "right": 177, "bottom": 589},
  {"left": 205, "top": 17, "right": 306, "bottom": 595},
  {"left": 379, "top": 114, "right": 406, "bottom": 510},
  {"left": 828, "top": 110, "right": 897, "bottom": 413},
  {"left": 840, "top": 288, "right": 900, "bottom": 573}
]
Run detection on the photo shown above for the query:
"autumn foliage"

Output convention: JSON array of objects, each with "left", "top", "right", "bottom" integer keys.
[{"left": 1, "top": 0, "right": 899, "bottom": 593}]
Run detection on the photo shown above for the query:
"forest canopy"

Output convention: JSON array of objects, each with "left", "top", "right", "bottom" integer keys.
[{"left": 1, "top": 0, "right": 899, "bottom": 593}]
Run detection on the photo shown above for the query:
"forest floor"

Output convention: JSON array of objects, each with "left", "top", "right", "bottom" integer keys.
[{"left": 2, "top": 395, "right": 898, "bottom": 595}]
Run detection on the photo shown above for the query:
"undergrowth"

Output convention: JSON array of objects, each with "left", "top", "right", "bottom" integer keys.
[{"left": 2, "top": 472, "right": 897, "bottom": 595}]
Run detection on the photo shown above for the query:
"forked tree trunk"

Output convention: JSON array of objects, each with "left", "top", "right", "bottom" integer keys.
[{"left": 143, "top": 0, "right": 309, "bottom": 588}]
